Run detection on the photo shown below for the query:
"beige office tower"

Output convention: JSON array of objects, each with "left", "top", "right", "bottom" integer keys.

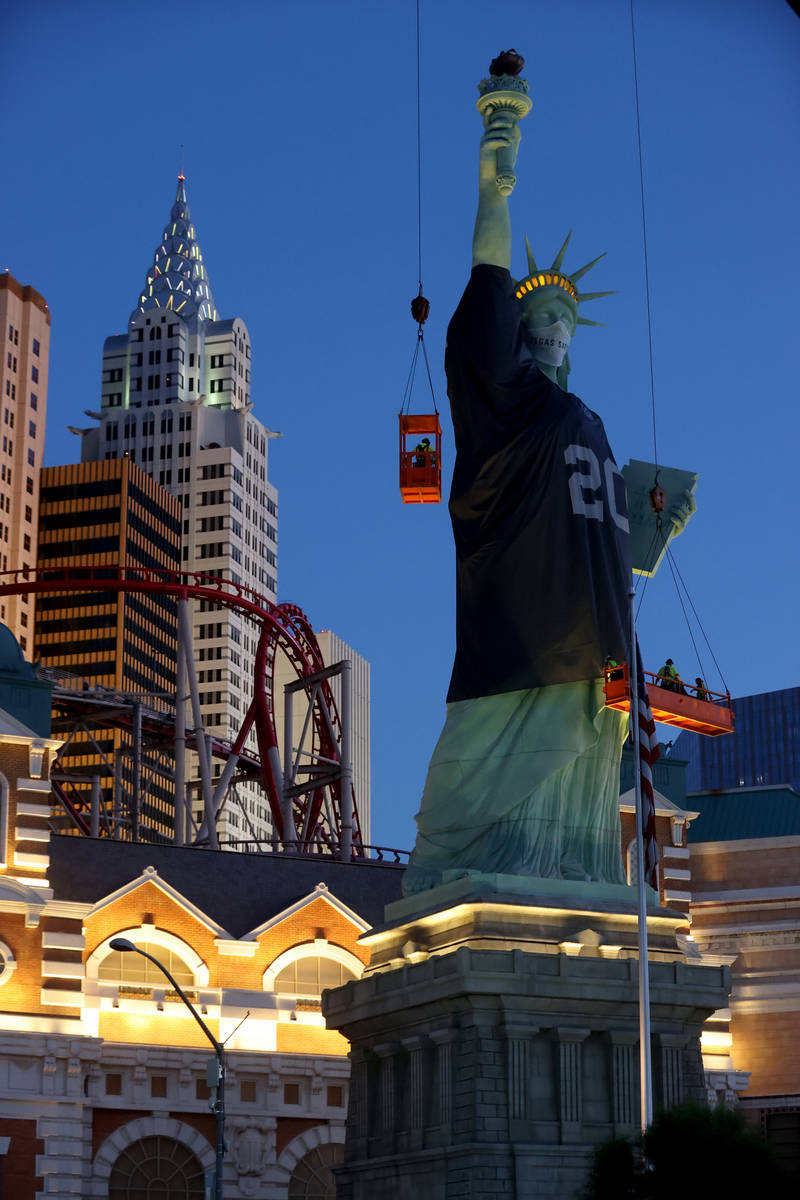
[
  {"left": 0, "top": 272, "right": 50, "bottom": 658},
  {"left": 273, "top": 630, "right": 371, "bottom": 847}
]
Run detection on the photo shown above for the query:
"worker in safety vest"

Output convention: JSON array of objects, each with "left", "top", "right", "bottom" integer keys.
[
  {"left": 657, "top": 659, "right": 680, "bottom": 692},
  {"left": 604, "top": 655, "right": 623, "bottom": 682},
  {"left": 695, "top": 677, "right": 709, "bottom": 702},
  {"left": 414, "top": 437, "right": 434, "bottom": 467}
]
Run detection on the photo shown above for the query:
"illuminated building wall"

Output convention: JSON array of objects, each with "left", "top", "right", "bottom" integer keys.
[
  {"left": 0, "top": 271, "right": 50, "bottom": 657},
  {"left": 0, "top": 813, "right": 403, "bottom": 1198},
  {"left": 73, "top": 177, "right": 279, "bottom": 847},
  {"left": 33, "top": 459, "right": 180, "bottom": 839},
  {"left": 689, "top": 798, "right": 800, "bottom": 1174}
]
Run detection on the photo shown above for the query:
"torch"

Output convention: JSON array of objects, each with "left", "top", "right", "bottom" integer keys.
[{"left": 476, "top": 49, "right": 532, "bottom": 196}]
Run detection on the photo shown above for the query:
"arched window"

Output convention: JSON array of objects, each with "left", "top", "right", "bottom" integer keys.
[
  {"left": 274, "top": 955, "right": 357, "bottom": 998},
  {"left": 98, "top": 941, "right": 194, "bottom": 989},
  {"left": 288, "top": 1142, "right": 343, "bottom": 1199},
  {"left": 0, "top": 938, "right": 16, "bottom": 987},
  {"left": 109, "top": 1135, "right": 204, "bottom": 1199}
]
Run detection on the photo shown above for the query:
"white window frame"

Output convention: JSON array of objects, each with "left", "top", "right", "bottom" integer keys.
[
  {"left": 86, "top": 926, "right": 209, "bottom": 988},
  {"left": 0, "top": 938, "right": 17, "bottom": 986},
  {"left": 262, "top": 938, "right": 363, "bottom": 994}
]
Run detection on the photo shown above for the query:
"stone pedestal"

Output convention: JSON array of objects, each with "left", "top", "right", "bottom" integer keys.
[{"left": 322, "top": 878, "right": 730, "bottom": 1199}]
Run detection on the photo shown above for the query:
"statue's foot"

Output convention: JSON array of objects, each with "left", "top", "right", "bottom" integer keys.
[{"left": 560, "top": 855, "right": 591, "bottom": 882}]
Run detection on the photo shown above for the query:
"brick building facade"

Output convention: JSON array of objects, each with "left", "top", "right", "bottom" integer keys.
[
  {"left": 0, "top": 827, "right": 403, "bottom": 1198},
  {"left": 0, "top": 622, "right": 403, "bottom": 1197},
  {"left": 688, "top": 787, "right": 800, "bottom": 1176}
]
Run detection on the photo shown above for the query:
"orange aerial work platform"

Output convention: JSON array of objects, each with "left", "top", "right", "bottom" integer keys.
[
  {"left": 604, "top": 663, "right": 734, "bottom": 737},
  {"left": 399, "top": 412, "right": 442, "bottom": 504}
]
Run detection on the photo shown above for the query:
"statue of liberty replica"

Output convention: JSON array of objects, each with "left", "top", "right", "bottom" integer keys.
[
  {"left": 324, "top": 53, "right": 728, "bottom": 1199},
  {"left": 405, "top": 48, "right": 632, "bottom": 896}
]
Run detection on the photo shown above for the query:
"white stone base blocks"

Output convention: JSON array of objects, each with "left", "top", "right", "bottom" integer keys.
[{"left": 322, "top": 882, "right": 730, "bottom": 1199}]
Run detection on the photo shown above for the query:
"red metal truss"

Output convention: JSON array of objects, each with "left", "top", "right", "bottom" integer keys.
[{"left": 0, "top": 566, "right": 363, "bottom": 850}]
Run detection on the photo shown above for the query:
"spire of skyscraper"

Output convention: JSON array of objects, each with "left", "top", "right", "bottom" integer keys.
[{"left": 130, "top": 175, "right": 218, "bottom": 327}]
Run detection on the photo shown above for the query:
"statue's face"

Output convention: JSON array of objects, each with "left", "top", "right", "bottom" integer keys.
[{"left": 520, "top": 288, "right": 578, "bottom": 336}]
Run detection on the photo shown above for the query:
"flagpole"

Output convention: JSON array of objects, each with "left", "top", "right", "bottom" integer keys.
[{"left": 629, "top": 586, "right": 653, "bottom": 1131}]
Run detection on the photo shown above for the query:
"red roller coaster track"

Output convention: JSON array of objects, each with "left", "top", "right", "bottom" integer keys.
[{"left": 0, "top": 566, "right": 363, "bottom": 852}]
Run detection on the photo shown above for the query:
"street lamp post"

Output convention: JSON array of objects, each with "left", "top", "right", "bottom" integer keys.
[{"left": 109, "top": 938, "right": 226, "bottom": 1199}]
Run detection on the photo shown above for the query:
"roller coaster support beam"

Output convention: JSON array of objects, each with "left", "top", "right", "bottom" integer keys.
[
  {"left": 113, "top": 752, "right": 122, "bottom": 838},
  {"left": 132, "top": 701, "right": 142, "bottom": 843},
  {"left": 282, "top": 681, "right": 295, "bottom": 847},
  {"left": 283, "top": 659, "right": 354, "bottom": 861},
  {"left": 340, "top": 660, "right": 353, "bottom": 863},
  {"left": 252, "top": 624, "right": 284, "bottom": 837},
  {"left": 174, "top": 638, "right": 187, "bottom": 845},
  {"left": 178, "top": 600, "right": 217, "bottom": 850},
  {"left": 91, "top": 776, "right": 101, "bottom": 839},
  {"left": 194, "top": 705, "right": 257, "bottom": 845},
  {"left": 0, "top": 567, "right": 362, "bottom": 851}
]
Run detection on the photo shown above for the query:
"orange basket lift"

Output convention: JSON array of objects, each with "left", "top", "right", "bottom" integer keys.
[
  {"left": 399, "top": 412, "right": 442, "bottom": 504},
  {"left": 604, "top": 663, "right": 734, "bottom": 737}
]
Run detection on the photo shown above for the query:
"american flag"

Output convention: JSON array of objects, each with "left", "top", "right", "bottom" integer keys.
[{"left": 632, "top": 644, "right": 660, "bottom": 890}]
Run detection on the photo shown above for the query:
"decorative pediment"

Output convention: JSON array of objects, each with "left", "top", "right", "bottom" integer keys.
[
  {"left": 85, "top": 864, "right": 230, "bottom": 937},
  {"left": 619, "top": 787, "right": 699, "bottom": 822},
  {"left": 243, "top": 881, "right": 370, "bottom": 942}
]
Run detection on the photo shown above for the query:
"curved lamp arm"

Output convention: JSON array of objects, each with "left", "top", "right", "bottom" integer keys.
[{"left": 109, "top": 937, "right": 222, "bottom": 1057}]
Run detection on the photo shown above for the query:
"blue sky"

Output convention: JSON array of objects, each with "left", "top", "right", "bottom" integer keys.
[{"left": 2, "top": 0, "right": 798, "bottom": 853}]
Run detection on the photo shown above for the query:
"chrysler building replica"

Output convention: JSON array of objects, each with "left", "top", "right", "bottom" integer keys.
[{"left": 77, "top": 176, "right": 279, "bottom": 845}]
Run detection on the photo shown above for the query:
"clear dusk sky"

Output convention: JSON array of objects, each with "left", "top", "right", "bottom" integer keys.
[{"left": 2, "top": 0, "right": 798, "bottom": 853}]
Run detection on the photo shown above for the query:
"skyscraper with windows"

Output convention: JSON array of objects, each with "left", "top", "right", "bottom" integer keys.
[
  {"left": 0, "top": 271, "right": 50, "bottom": 658},
  {"left": 674, "top": 685, "right": 800, "bottom": 795},
  {"left": 34, "top": 459, "right": 181, "bottom": 841},
  {"left": 74, "top": 176, "right": 279, "bottom": 845}
]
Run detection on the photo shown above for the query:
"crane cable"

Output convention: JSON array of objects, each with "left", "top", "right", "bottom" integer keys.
[
  {"left": 630, "top": 0, "right": 659, "bottom": 480},
  {"left": 415, "top": 0, "right": 423, "bottom": 297},
  {"left": 629, "top": 1, "right": 728, "bottom": 694},
  {"left": 401, "top": 0, "right": 438, "bottom": 416},
  {"left": 630, "top": 0, "right": 662, "bottom": 605},
  {"left": 661, "top": 533, "right": 731, "bottom": 694}
]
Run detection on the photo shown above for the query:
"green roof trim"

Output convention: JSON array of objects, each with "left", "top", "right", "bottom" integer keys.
[{"left": 687, "top": 786, "right": 800, "bottom": 843}]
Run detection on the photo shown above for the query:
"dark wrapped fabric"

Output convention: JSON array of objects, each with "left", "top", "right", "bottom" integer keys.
[{"left": 445, "top": 265, "right": 631, "bottom": 703}]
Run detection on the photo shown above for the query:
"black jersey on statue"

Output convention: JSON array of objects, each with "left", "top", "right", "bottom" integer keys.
[{"left": 445, "top": 264, "right": 631, "bottom": 703}]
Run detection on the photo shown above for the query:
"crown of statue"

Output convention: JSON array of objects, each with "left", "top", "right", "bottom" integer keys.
[{"left": 514, "top": 232, "right": 614, "bottom": 327}]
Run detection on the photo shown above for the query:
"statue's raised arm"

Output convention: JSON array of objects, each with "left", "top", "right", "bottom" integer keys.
[{"left": 472, "top": 50, "right": 531, "bottom": 270}]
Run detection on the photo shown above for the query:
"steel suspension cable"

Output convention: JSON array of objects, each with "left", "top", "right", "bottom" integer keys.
[
  {"left": 654, "top": 525, "right": 708, "bottom": 686},
  {"left": 401, "top": 336, "right": 422, "bottom": 414},
  {"left": 419, "top": 328, "right": 438, "bottom": 414},
  {"left": 416, "top": 0, "right": 423, "bottom": 292},
  {"left": 664, "top": 541, "right": 730, "bottom": 693},
  {"left": 630, "top": 0, "right": 659, "bottom": 476},
  {"left": 633, "top": 521, "right": 664, "bottom": 616},
  {"left": 402, "top": 0, "right": 438, "bottom": 415}
]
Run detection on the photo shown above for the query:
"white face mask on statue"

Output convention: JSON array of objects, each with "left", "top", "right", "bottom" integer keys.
[{"left": 527, "top": 320, "right": 571, "bottom": 367}]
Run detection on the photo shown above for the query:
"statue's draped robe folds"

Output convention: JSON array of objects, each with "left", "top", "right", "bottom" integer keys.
[{"left": 404, "top": 265, "right": 632, "bottom": 896}]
